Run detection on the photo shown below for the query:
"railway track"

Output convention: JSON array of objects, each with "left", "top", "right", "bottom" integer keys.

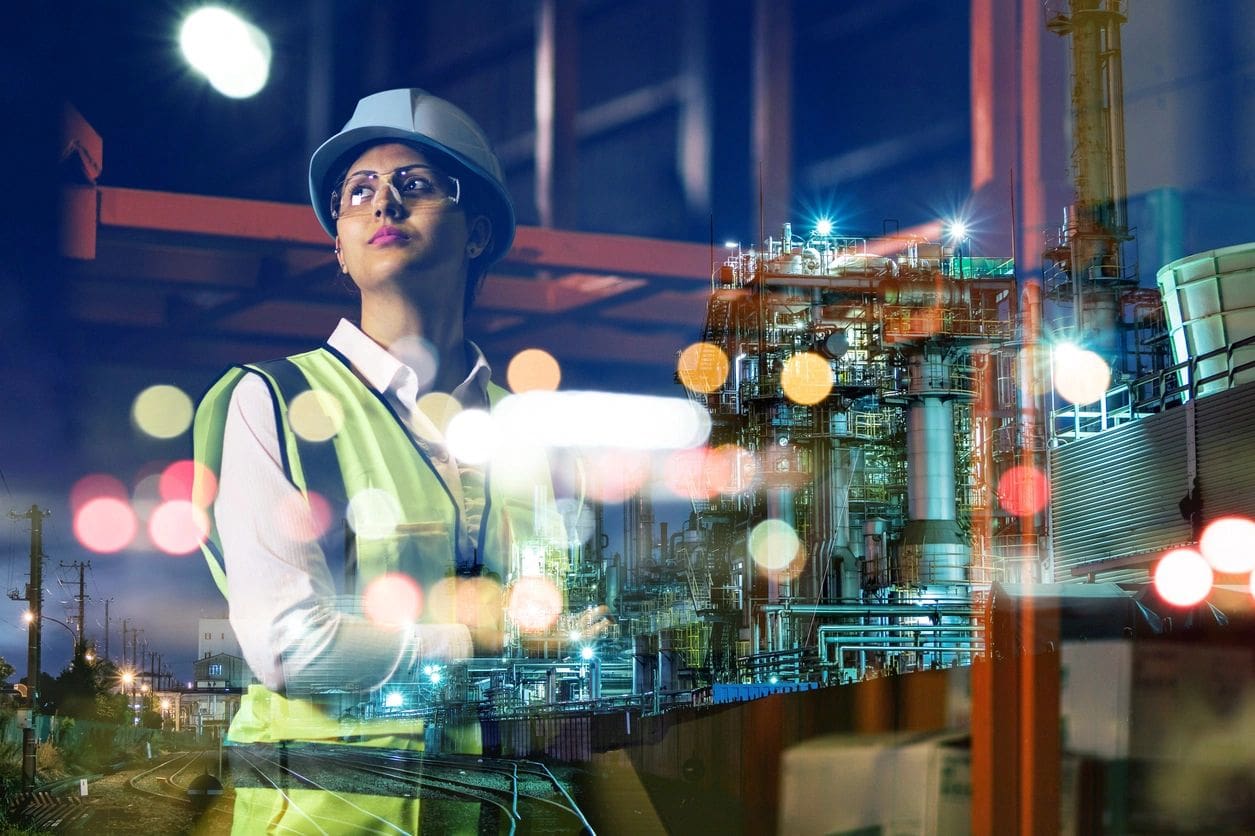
[{"left": 233, "top": 744, "right": 595, "bottom": 834}]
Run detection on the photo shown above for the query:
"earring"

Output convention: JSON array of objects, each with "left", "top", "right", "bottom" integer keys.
[{"left": 335, "top": 246, "right": 347, "bottom": 274}]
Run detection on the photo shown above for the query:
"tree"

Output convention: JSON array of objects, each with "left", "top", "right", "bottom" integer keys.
[{"left": 0, "top": 655, "right": 13, "bottom": 684}]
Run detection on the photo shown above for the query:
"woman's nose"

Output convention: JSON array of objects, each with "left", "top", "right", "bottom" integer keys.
[{"left": 372, "top": 181, "right": 406, "bottom": 218}]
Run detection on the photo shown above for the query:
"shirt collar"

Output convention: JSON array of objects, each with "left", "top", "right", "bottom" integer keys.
[{"left": 326, "top": 318, "right": 492, "bottom": 407}]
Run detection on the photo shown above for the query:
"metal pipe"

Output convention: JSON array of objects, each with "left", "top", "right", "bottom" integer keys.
[{"left": 762, "top": 604, "right": 975, "bottom": 617}]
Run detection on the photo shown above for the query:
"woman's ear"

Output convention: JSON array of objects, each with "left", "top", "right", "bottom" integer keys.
[
  {"left": 466, "top": 215, "right": 492, "bottom": 259},
  {"left": 335, "top": 236, "right": 348, "bottom": 273}
]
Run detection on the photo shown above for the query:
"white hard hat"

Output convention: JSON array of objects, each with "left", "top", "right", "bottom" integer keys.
[{"left": 308, "top": 88, "right": 515, "bottom": 267}]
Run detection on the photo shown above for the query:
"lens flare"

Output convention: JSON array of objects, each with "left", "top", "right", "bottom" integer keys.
[
  {"left": 288, "top": 390, "right": 344, "bottom": 442},
  {"left": 781, "top": 353, "right": 833, "bottom": 405},
  {"left": 507, "top": 577, "right": 563, "bottom": 633},
  {"left": 748, "top": 519, "right": 804, "bottom": 572},
  {"left": 1199, "top": 516, "right": 1255, "bottom": 573},
  {"left": 417, "top": 391, "right": 462, "bottom": 434},
  {"left": 148, "top": 500, "right": 210, "bottom": 555},
  {"left": 274, "top": 490, "right": 334, "bottom": 544},
  {"left": 1053, "top": 343, "right": 1111, "bottom": 405},
  {"left": 1154, "top": 547, "right": 1214, "bottom": 607},
  {"left": 446, "top": 409, "right": 500, "bottom": 464},
  {"left": 346, "top": 489, "right": 402, "bottom": 540},
  {"left": 69, "top": 474, "right": 129, "bottom": 515},
  {"left": 132, "top": 385, "right": 194, "bottom": 439},
  {"left": 677, "top": 343, "right": 730, "bottom": 394},
  {"left": 159, "top": 459, "right": 218, "bottom": 508},
  {"left": 362, "top": 573, "right": 424, "bottom": 627},
  {"left": 997, "top": 465, "right": 1050, "bottom": 517},
  {"left": 507, "top": 348, "right": 562, "bottom": 393},
  {"left": 74, "top": 497, "right": 138, "bottom": 553}
]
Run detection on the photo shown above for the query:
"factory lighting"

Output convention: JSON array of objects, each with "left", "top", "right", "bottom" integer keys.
[
  {"left": 569, "top": 630, "right": 582, "bottom": 642},
  {"left": 724, "top": 241, "right": 739, "bottom": 249},
  {"left": 429, "top": 671, "right": 442, "bottom": 685},
  {"left": 20, "top": 612, "right": 33, "bottom": 624},
  {"left": 814, "top": 218, "right": 833, "bottom": 236},
  {"left": 384, "top": 692, "right": 404, "bottom": 709},
  {"left": 945, "top": 219, "right": 968, "bottom": 242},
  {"left": 580, "top": 646, "right": 596, "bottom": 661},
  {"left": 179, "top": 7, "right": 272, "bottom": 99}
]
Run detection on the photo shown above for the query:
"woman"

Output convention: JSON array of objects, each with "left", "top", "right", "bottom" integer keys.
[{"left": 193, "top": 89, "right": 551, "bottom": 756}]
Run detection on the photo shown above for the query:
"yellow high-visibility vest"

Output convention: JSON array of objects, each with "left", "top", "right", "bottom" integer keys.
[{"left": 193, "top": 346, "right": 553, "bottom": 744}]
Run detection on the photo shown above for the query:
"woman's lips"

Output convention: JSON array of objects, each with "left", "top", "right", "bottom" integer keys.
[{"left": 369, "top": 226, "right": 410, "bottom": 245}]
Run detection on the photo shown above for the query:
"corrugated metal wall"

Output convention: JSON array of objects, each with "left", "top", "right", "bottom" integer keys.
[{"left": 1051, "top": 381, "right": 1255, "bottom": 582}]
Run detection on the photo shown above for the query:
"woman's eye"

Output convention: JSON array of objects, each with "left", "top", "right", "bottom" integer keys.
[
  {"left": 399, "top": 174, "right": 435, "bottom": 193},
  {"left": 348, "top": 183, "right": 375, "bottom": 206}
]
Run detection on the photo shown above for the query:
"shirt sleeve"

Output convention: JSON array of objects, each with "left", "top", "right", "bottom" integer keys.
[{"left": 216, "top": 372, "right": 418, "bottom": 693}]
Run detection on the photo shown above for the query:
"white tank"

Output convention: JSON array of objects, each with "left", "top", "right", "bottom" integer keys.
[{"left": 1157, "top": 242, "right": 1255, "bottom": 398}]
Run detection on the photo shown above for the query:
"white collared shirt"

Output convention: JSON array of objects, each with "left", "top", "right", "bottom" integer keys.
[{"left": 215, "top": 319, "right": 490, "bottom": 692}]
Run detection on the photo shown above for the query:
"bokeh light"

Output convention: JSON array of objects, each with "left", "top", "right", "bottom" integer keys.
[
  {"left": 507, "top": 348, "right": 562, "bottom": 393},
  {"left": 148, "top": 500, "right": 210, "bottom": 555},
  {"left": 781, "top": 352, "right": 833, "bottom": 405},
  {"left": 1199, "top": 516, "right": 1255, "bottom": 574},
  {"left": 583, "top": 450, "right": 651, "bottom": 503},
  {"left": 748, "top": 519, "right": 804, "bottom": 572},
  {"left": 73, "top": 497, "right": 138, "bottom": 553},
  {"left": 677, "top": 343, "right": 730, "bottom": 395},
  {"left": 506, "top": 577, "right": 563, "bottom": 633},
  {"left": 428, "top": 577, "right": 502, "bottom": 626},
  {"left": 1053, "top": 343, "right": 1111, "bottom": 405},
  {"left": 362, "top": 573, "right": 424, "bottom": 627},
  {"left": 288, "top": 390, "right": 344, "bottom": 442},
  {"left": 131, "top": 471, "right": 165, "bottom": 521},
  {"left": 445, "top": 409, "right": 500, "bottom": 464},
  {"left": 179, "top": 6, "right": 272, "bottom": 99},
  {"left": 997, "top": 464, "right": 1050, "bottom": 517},
  {"left": 1153, "top": 547, "right": 1214, "bottom": 607},
  {"left": 661, "top": 444, "right": 756, "bottom": 500},
  {"left": 159, "top": 459, "right": 218, "bottom": 508},
  {"left": 346, "top": 489, "right": 402, "bottom": 540},
  {"left": 274, "top": 490, "right": 334, "bottom": 544},
  {"left": 69, "top": 474, "right": 128, "bottom": 515},
  {"left": 132, "top": 385, "right": 194, "bottom": 439},
  {"left": 417, "top": 391, "right": 462, "bottom": 434}
]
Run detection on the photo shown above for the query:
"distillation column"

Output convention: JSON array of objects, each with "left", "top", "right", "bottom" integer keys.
[{"left": 900, "top": 350, "right": 970, "bottom": 592}]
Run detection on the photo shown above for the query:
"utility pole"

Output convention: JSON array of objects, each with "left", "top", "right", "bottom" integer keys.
[
  {"left": 9, "top": 505, "right": 48, "bottom": 789},
  {"left": 121, "top": 619, "right": 128, "bottom": 668},
  {"left": 60, "top": 560, "right": 90, "bottom": 652},
  {"left": 104, "top": 598, "right": 113, "bottom": 660}
]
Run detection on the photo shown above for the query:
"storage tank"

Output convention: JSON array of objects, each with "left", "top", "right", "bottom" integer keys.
[{"left": 1156, "top": 242, "right": 1255, "bottom": 398}]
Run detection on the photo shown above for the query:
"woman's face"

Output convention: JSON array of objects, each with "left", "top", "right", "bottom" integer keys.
[{"left": 333, "top": 142, "right": 489, "bottom": 299}]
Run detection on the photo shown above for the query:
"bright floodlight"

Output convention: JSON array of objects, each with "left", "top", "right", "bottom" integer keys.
[
  {"left": 815, "top": 218, "right": 833, "bottom": 236},
  {"left": 429, "top": 671, "right": 443, "bottom": 685},
  {"left": 21, "top": 611, "right": 33, "bottom": 624},
  {"left": 724, "top": 241, "right": 739, "bottom": 249},
  {"left": 180, "top": 7, "right": 272, "bottom": 98},
  {"left": 384, "top": 692, "right": 404, "bottom": 708},
  {"left": 580, "top": 645, "right": 595, "bottom": 661},
  {"left": 945, "top": 219, "right": 968, "bottom": 242}
]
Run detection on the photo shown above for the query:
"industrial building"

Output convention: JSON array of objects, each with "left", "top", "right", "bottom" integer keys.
[{"left": 3, "top": 0, "right": 1254, "bottom": 831}]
